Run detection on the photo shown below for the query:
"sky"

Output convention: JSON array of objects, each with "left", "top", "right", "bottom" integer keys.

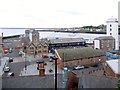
[{"left": 0, "top": 0, "right": 120, "bottom": 36}]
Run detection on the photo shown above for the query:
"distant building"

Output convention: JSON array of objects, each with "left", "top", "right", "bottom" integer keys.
[
  {"left": 94, "top": 36, "right": 115, "bottom": 51},
  {"left": 104, "top": 59, "right": 120, "bottom": 78},
  {"left": 27, "top": 41, "right": 48, "bottom": 56},
  {"left": 25, "top": 29, "right": 39, "bottom": 43},
  {"left": 49, "top": 38, "right": 86, "bottom": 52},
  {"left": 54, "top": 47, "right": 106, "bottom": 69}
]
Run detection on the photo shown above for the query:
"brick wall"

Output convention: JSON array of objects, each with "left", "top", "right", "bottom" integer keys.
[
  {"left": 100, "top": 39, "right": 115, "bottom": 51},
  {"left": 104, "top": 63, "right": 120, "bottom": 78},
  {"left": 59, "top": 55, "right": 106, "bottom": 69},
  {"left": 67, "top": 72, "right": 76, "bottom": 90}
]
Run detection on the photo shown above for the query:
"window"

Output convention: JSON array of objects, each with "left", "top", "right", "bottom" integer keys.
[
  {"left": 38, "top": 46, "right": 41, "bottom": 48},
  {"left": 30, "top": 47, "right": 34, "bottom": 50},
  {"left": 110, "top": 24, "right": 112, "bottom": 27},
  {"left": 110, "top": 28, "right": 112, "bottom": 31},
  {"left": 44, "top": 46, "right": 47, "bottom": 48},
  {"left": 110, "top": 33, "right": 112, "bottom": 35},
  {"left": 43, "top": 50, "right": 47, "bottom": 52},
  {"left": 38, "top": 51, "right": 41, "bottom": 53}
]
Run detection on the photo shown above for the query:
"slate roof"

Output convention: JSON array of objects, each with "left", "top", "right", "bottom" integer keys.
[
  {"left": 78, "top": 75, "right": 117, "bottom": 88},
  {"left": 50, "top": 38, "right": 85, "bottom": 44},
  {"left": 56, "top": 47, "right": 104, "bottom": 62},
  {"left": 3, "top": 41, "right": 20, "bottom": 48},
  {"left": 2, "top": 74, "right": 67, "bottom": 88},
  {"left": 94, "top": 36, "right": 115, "bottom": 40}
]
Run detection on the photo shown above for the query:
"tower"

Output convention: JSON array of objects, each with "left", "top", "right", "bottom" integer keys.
[
  {"left": 32, "top": 30, "right": 39, "bottom": 44},
  {"left": 106, "top": 17, "right": 119, "bottom": 50},
  {"left": 118, "top": 1, "right": 120, "bottom": 25}
]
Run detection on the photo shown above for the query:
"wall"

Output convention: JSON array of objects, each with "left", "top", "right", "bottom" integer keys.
[
  {"left": 67, "top": 72, "right": 76, "bottom": 90},
  {"left": 104, "top": 63, "right": 120, "bottom": 78},
  {"left": 63, "top": 55, "right": 106, "bottom": 68},
  {"left": 100, "top": 39, "right": 115, "bottom": 51}
]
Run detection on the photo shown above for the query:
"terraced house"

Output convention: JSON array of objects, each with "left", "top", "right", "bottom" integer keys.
[
  {"left": 27, "top": 41, "right": 48, "bottom": 56},
  {"left": 54, "top": 47, "right": 106, "bottom": 69}
]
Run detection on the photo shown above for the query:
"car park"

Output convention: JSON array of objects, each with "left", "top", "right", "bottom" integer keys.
[
  {"left": 4, "top": 66, "right": 10, "bottom": 72},
  {"left": 73, "top": 65, "right": 84, "bottom": 70}
]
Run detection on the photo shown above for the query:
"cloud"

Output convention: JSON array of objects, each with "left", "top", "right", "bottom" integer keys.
[{"left": 56, "top": 10, "right": 83, "bottom": 15}]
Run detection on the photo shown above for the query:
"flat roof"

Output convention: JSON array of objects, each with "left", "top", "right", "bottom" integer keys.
[{"left": 106, "top": 59, "right": 120, "bottom": 74}]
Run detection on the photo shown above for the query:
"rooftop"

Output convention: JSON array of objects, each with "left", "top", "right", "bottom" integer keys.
[
  {"left": 94, "top": 36, "right": 115, "bottom": 40},
  {"left": 2, "top": 74, "right": 67, "bottom": 88},
  {"left": 50, "top": 38, "right": 85, "bottom": 44},
  {"left": 56, "top": 47, "right": 104, "bottom": 62}
]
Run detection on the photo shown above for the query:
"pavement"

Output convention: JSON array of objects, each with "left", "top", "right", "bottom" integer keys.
[{"left": 20, "top": 58, "right": 62, "bottom": 76}]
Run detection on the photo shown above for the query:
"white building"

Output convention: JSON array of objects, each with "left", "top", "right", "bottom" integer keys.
[
  {"left": 118, "top": 1, "right": 120, "bottom": 25},
  {"left": 106, "top": 17, "right": 119, "bottom": 50}
]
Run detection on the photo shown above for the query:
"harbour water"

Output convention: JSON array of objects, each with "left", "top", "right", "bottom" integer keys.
[{"left": 1, "top": 28, "right": 120, "bottom": 43}]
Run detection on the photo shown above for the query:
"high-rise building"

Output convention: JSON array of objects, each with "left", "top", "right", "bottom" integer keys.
[{"left": 106, "top": 17, "right": 119, "bottom": 50}]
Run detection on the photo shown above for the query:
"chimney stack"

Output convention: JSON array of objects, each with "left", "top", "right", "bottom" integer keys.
[{"left": 38, "top": 61, "right": 45, "bottom": 76}]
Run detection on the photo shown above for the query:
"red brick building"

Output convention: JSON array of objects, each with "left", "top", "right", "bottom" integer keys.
[
  {"left": 54, "top": 47, "right": 106, "bottom": 69},
  {"left": 94, "top": 36, "right": 115, "bottom": 51},
  {"left": 104, "top": 59, "right": 120, "bottom": 78}
]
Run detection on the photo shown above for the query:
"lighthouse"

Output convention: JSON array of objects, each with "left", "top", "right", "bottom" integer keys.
[{"left": 106, "top": 17, "right": 119, "bottom": 50}]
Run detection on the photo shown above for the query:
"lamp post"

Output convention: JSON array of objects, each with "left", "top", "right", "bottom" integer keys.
[
  {"left": 50, "top": 56, "right": 58, "bottom": 90},
  {"left": 24, "top": 46, "right": 27, "bottom": 71}
]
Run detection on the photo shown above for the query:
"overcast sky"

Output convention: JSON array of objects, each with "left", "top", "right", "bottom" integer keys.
[
  {"left": 0, "top": 0, "right": 120, "bottom": 36},
  {"left": 0, "top": 0, "right": 119, "bottom": 28}
]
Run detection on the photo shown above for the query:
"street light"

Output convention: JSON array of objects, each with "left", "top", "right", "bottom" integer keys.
[
  {"left": 50, "top": 56, "right": 58, "bottom": 90},
  {"left": 24, "top": 46, "right": 27, "bottom": 71}
]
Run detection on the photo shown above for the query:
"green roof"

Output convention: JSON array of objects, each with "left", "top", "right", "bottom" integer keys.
[{"left": 56, "top": 47, "right": 104, "bottom": 62}]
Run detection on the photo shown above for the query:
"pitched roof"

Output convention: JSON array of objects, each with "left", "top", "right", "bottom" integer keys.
[
  {"left": 2, "top": 74, "right": 67, "bottom": 88},
  {"left": 3, "top": 41, "right": 20, "bottom": 48},
  {"left": 78, "top": 75, "right": 117, "bottom": 88},
  {"left": 94, "top": 36, "right": 115, "bottom": 40},
  {"left": 56, "top": 47, "right": 104, "bottom": 62}
]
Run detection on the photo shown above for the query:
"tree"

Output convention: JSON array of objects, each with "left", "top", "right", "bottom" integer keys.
[{"left": 116, "top": 78, "right": 120, "bottom": 90}]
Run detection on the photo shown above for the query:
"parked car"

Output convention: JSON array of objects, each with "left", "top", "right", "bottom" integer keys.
[
  {"left": 49, "top": 58, "right": 53, "bottom": 62},
  {"left": 8, "top": 72, "right": 14, "bottom": 76},
  {"left": 9, "top": 58, "right": 13, "bottom": 62},
  {"left": 73, "top": 65, "right": 84, "bottom": 70},
  {"left": 42, "top": 54, "right": 49, "bottom": 58},
  {"left": 4, "top": 66, "right": 10, "bottom": 72}
]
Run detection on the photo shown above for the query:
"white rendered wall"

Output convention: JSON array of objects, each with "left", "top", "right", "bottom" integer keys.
[
  {"left": 94, "top": 40, "right": 100, "bottom": 49},
  {"left": 118, "top": 1, "right": 120, "bottom": 25},
  {"left": 106, "top": 17, "right": 119, "bottom": 50}
]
